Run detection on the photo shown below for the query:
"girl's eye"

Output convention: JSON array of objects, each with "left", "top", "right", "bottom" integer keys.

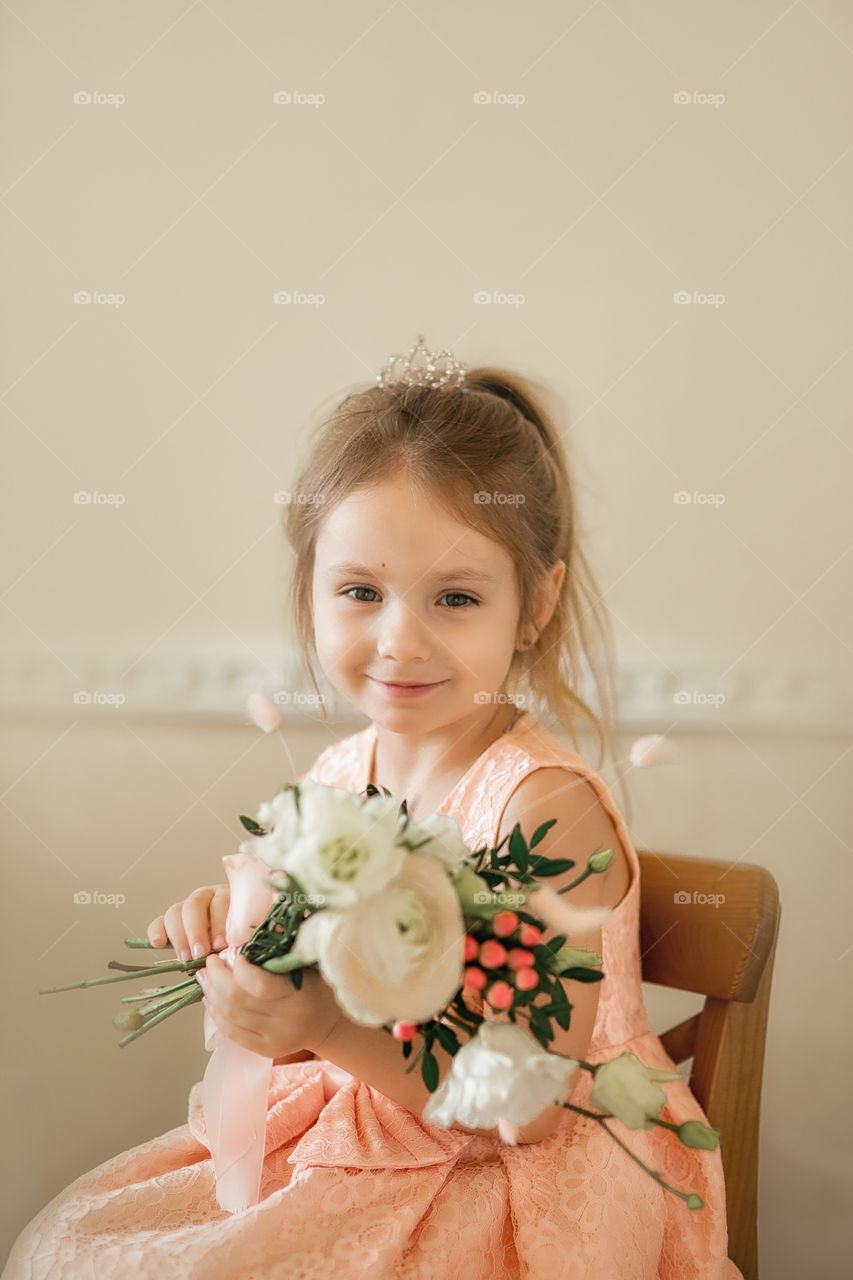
[{"left": 340, "top": 587, "right": 478, "bottom": 609}]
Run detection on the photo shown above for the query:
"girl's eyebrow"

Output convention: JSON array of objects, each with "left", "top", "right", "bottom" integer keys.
[{"left": 325, "top": 561, "right": 495, "bottom": 584}]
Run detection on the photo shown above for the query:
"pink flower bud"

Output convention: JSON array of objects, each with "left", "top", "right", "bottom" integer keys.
[
  {"left": 463, "top": 965, "right": 487, "bottom": 991},
  {"left": 507, "top": 947, "right": 535, "bottom": 970},
  {"left": 463, "top": 934, "right": 480, "bottom": 962},
  {"left": 391, "top": 1021, "right": 417, "bottom": 1041},
  {"left": 485, "top": 980, "right": 514, "bottom": 1010},
  {"left": 492, "top": 910, "right": 519, "bottom": 937},
  {"left": 518, "top": 923, "right": 542, "bottom": 947},
  {"left": 514, "top": 966, "right": 538, "bottom": 991},
  {"left": 246, "top": 691, "right": 281, "bottom": 734},
  {"left": 478, "top": 939, "right": 508, "bottom": 969}
]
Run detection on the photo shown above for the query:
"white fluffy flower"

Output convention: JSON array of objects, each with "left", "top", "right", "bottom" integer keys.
[
  {"left": 294, "top": 853, "right": 465, "bottom": 1026},
  {"left": 403, "top": 811, "right": 476, "bottom": 873},
  {"left": 423, "top": 1021, "right": 578, "bottom": 1130},
  {"left": 245, "top": 780, "right": 407, "bottom": 908},
  {"left": 589, "top": 1052, "right": 682, "bottom": 1130}
]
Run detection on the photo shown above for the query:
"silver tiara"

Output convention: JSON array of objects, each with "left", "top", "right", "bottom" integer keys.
[{"left": 376, "top": 334, "right": 467, "bottom": 390}]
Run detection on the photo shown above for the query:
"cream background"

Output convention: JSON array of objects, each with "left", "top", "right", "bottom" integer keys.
[{"left": 2, "top": 3, "right": 852, "bottom": 1277}]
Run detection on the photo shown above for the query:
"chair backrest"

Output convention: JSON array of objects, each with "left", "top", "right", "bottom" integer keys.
[{"left": 637, "top": 851, "right": 781, "bottom": 1280}]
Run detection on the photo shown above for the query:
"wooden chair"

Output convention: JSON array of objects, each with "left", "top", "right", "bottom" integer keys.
[{"left": 637, "top": 851, "right": 780, "bottom": 1280}]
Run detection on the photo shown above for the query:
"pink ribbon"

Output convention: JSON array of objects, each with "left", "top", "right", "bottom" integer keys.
[{"left": 201, "top": 852, "right": 280, "bottom": 1213}]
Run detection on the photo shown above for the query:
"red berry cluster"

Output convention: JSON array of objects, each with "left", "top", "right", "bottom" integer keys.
[{"left": 462, "top": 910, "right": 543, "bottom": 1010}]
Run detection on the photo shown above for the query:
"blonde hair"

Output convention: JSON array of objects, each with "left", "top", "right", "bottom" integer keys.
[{"left": 283, "top": 363, "right": 624, "bottom": 785}]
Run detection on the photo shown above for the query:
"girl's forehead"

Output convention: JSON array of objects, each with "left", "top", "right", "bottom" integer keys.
[{"left": 314, "top": 484, "right": 514, "bottom": 575}]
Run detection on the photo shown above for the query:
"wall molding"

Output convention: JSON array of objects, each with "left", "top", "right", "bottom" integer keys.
[{"left": 1, "top": 647, "right": 849, "bottom": 735}]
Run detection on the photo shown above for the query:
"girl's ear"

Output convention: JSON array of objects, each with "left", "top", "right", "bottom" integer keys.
[{"left": 531, "top": 559, "right": 566, "bottom": 635}]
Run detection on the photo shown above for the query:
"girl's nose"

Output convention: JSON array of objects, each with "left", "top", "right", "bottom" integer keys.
[{"left": 376, "top": 603, "right": 432, "bottom": 662}]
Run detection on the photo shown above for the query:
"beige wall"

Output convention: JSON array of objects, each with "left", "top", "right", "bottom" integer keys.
[{"left": 2, "top": 4, "right": 851, "bottom": 1277}]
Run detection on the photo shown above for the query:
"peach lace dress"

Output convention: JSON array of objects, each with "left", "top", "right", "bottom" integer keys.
[{"left": 3, "top": 711, "right": 742, "bottom": 1279}]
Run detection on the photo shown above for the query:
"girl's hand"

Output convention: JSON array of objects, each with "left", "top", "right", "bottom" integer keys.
[
  {"left": 197, "top": 952, "right": 342, "bottom": 1060},
  {"left": 146, "top": 884, "right": 230, "bottom": 963}
]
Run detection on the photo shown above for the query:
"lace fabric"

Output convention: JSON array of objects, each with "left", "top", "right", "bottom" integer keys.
[{"left": 2, "top": 712, "right": 743, "bottom": 1279}]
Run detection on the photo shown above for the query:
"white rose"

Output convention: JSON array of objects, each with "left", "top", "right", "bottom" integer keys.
[
  {"left": 275, "top": 783, "right": 406, "bottom": 908},
  {"left": 402, "top": 812, "right": 477, "bottom": 873},
  {"left": 294, "top": 853, "right": 465, "bottom": 1025},
  {"left": 237, "top": 782, "right": 306, "bottom": 869},
  {"left": 423, "top": 1021, "right": 578, "bottom": 1130},
  {"left": 589, "top": 1052, "right": 682, "bottom": 1130}
]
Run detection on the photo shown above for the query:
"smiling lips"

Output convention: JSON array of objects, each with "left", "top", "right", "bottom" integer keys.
[{"left": 371, "top": 677, "right": 446, "bottom": 699}]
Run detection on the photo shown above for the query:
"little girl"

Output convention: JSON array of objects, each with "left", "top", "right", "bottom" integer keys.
[{"left": 3, "top": 338, "right": 742, "bottom": 1279}]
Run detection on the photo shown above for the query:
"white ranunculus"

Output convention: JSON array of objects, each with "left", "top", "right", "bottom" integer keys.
[
  {"left": 261, "top": 782, "right": 407, "bottom": 908},
  {"left": 294, "top": 853, "right": 465, "bottom": 1025},
  {"left": 237, "top": 782, "right": 306, "bottom": 869},
  {"left": 422, "top": 1021, "right": 579, "bottom": 1131},
  {"left": 402, "top": 812, "right": 477, "bottom": 873},
  {"left": 589, "top": 1052, "right": 682, "bottom": 1130}
]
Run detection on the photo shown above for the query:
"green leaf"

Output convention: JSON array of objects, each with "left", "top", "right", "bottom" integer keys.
[
  {"left": 508, "top": 823, "right": 529, "bottom": 872},
  {"left": 561, "top": 967, "right": 605, "bottom": 983},
  {"left": 402, "top": 1040, "right": 412, "bottom": 1059},
  {"left": 239, "top": 814, "right": 265, "bottom": 836},
  {"left": 528, "top": 1012, "right": 552, "bottom": 1050},
  {"left": 421, "top": 1050, "right": 439, "bottom": 1091},
  {"left": 433, "top": 1023, "right": 460, "bottom": 1055},
  {"left": 528, "top": 818, "right": 558, "bottom": 848},
  {"left": 288, "top": 968, "right": 303, "bottom": 990},
  {"left": 527, "top": 855, "right": 576, "bottom": 876}
]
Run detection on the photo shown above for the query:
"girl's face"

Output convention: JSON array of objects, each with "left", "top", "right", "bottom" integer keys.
[{"left": 311, "top": 472, "right": 525, "bottom": 730}]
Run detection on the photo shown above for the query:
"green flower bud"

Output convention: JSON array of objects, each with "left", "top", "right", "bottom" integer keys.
[
  {"left": 686, "top": 1194, "right": 705, "bottom": 1210},
  {"left": 588, "top": 848, "right": 614, "bottom": 873},
  {"left": 677, "top": 1120, "right": 722, "bottom": 1150}
]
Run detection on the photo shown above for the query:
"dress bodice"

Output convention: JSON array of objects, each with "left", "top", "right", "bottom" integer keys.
[{"left": 304, "top": 710, "right": 651, "bottom": 1054}]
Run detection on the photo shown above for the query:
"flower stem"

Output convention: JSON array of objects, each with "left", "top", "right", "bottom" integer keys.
[
  {"left": 39, "top": 957, "right": 207, "bottom": 994},
  {"left": 117, "top": 985, "right": 203, "bottom": 1047},
  {"left": 560, "top": 1102, "right": 704, "bottom": 1208}
]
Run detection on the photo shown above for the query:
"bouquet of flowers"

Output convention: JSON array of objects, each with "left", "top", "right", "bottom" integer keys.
[{"left": 40, "top": 778, "right": 721, "bottom": 1214}]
